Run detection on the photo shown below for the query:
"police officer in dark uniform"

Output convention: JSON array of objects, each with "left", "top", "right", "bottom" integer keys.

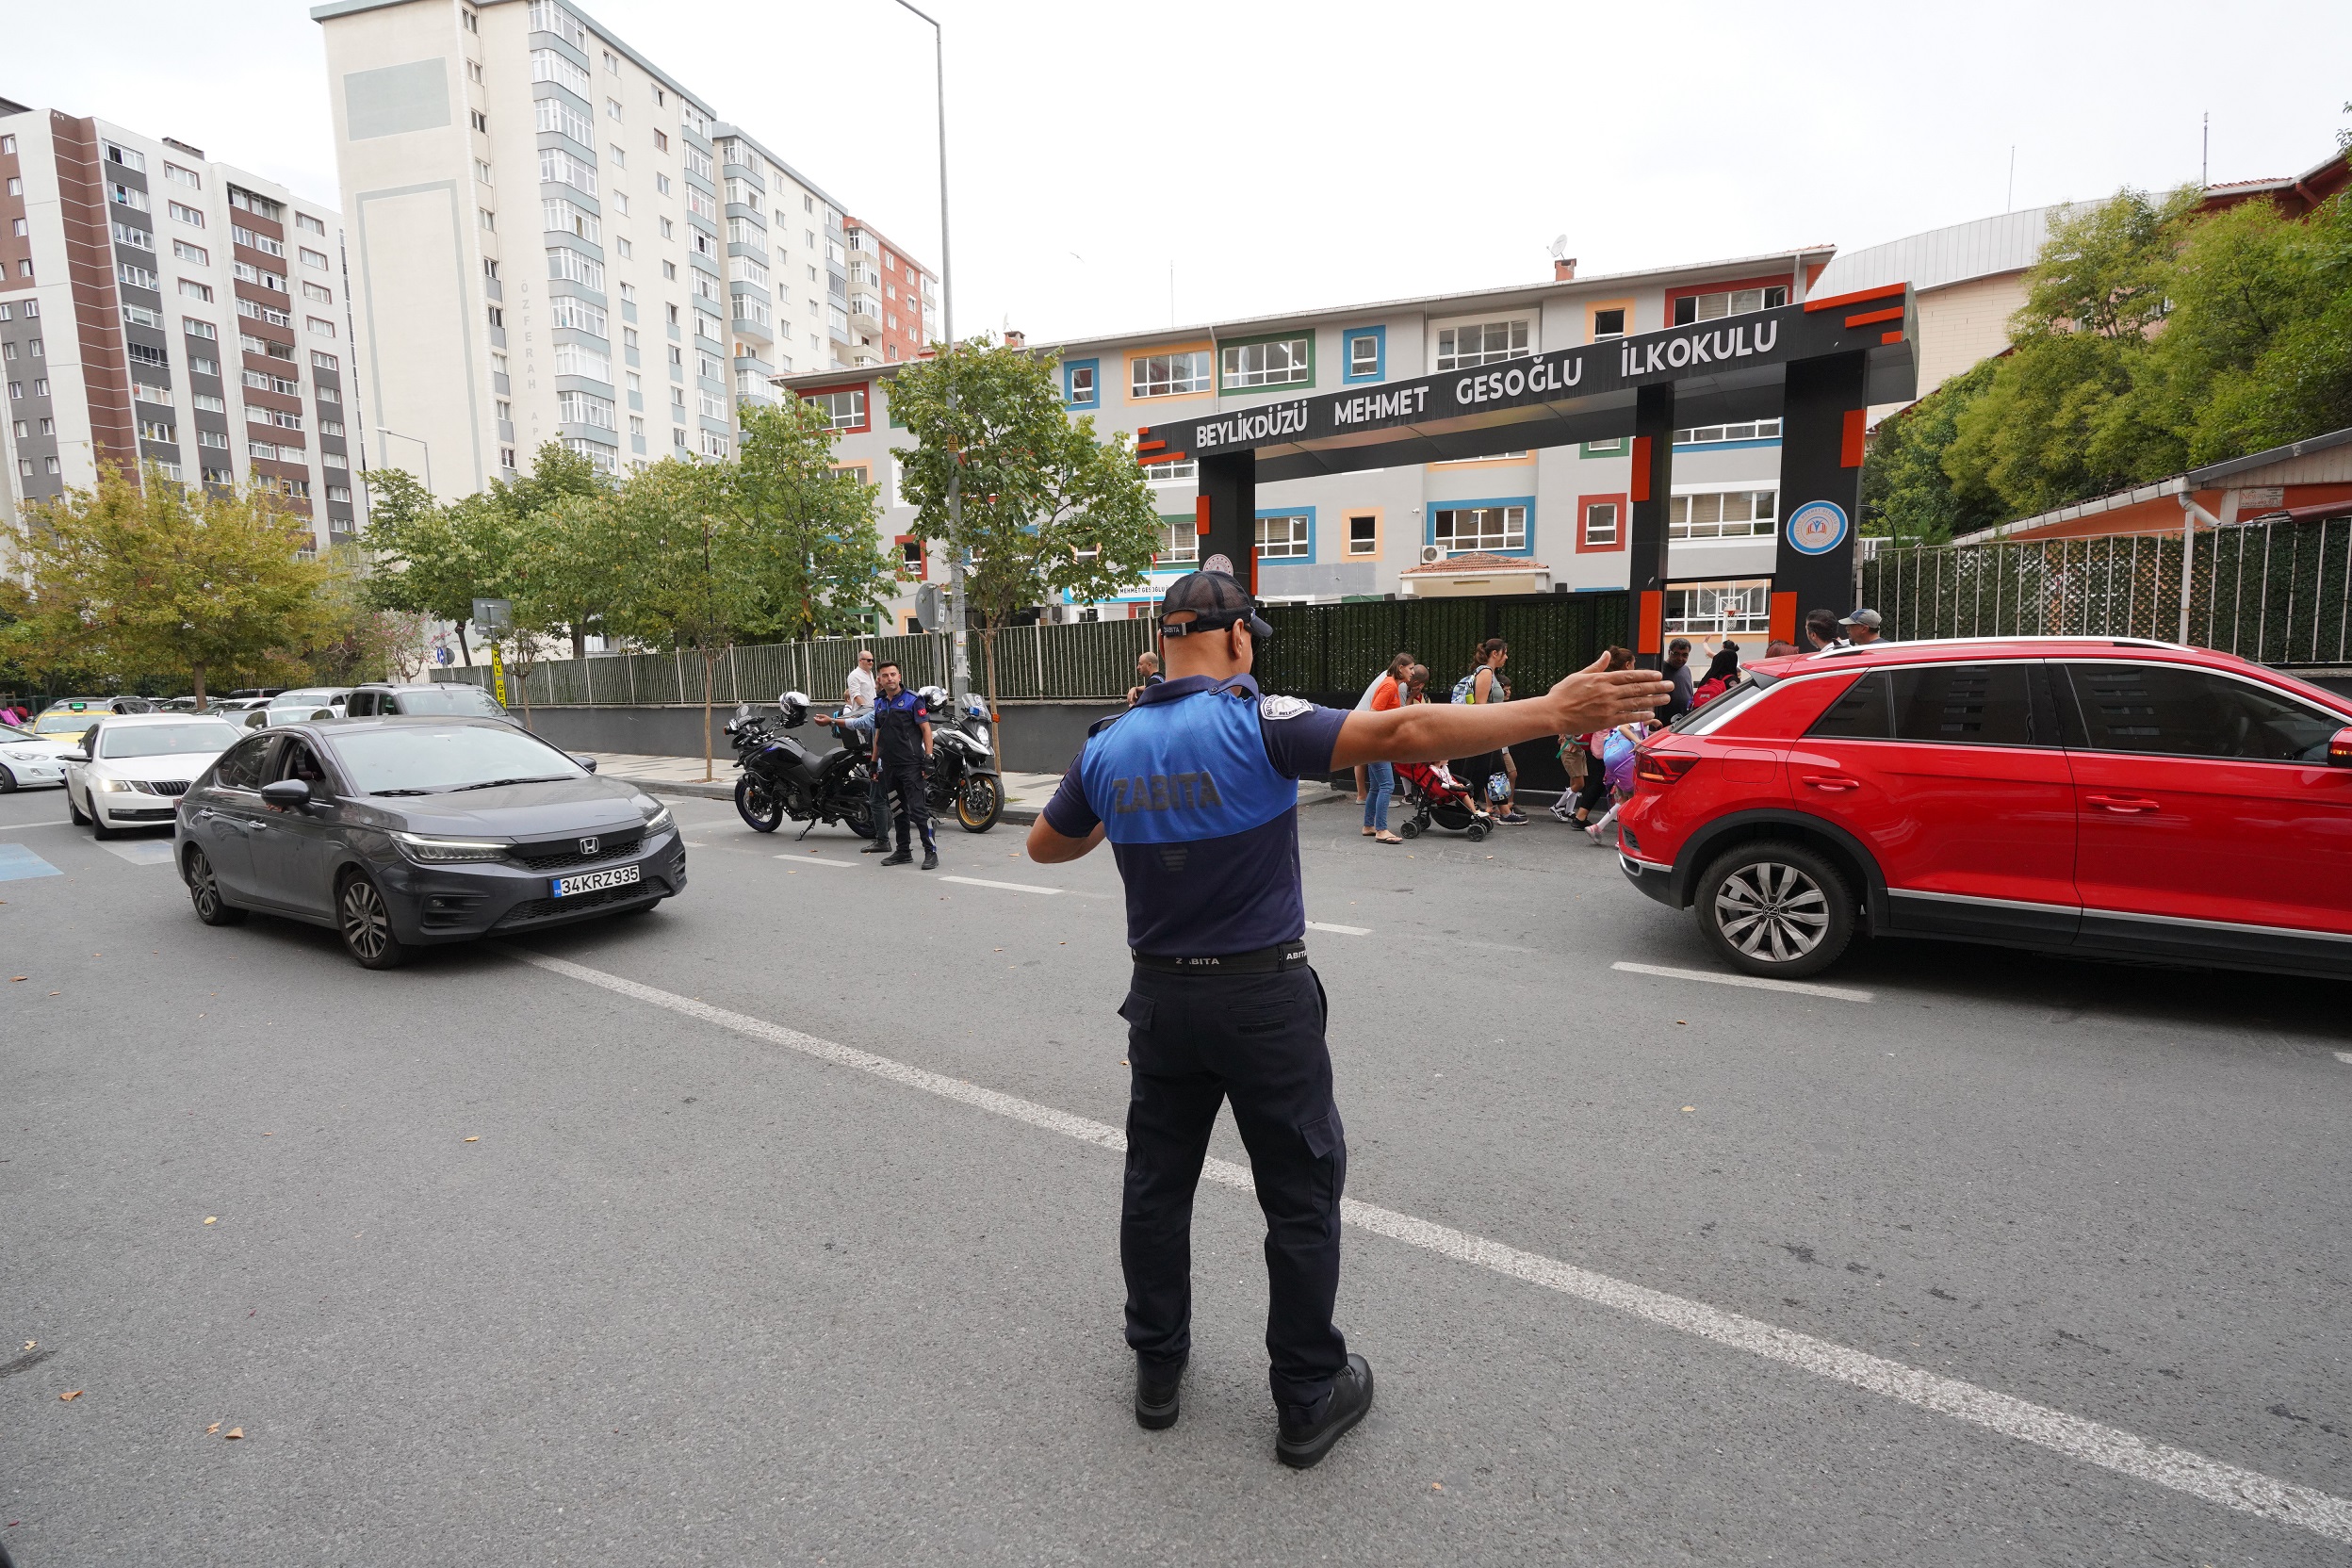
[
  {"left": 870, "top": 659, "right": 938, "bottom": 871},
  {"left": 1027, "top": 561, "right": 1670, "bottom": 1468}
]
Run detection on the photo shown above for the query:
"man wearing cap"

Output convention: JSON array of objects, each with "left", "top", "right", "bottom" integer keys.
[
  {"left": 1026, "top": 559, "right": 1670, "bottom": 1468},
  {"left": 869, "top": 660, "right": 938, "bottom": 871},
  {"left": 1840, "top": 608, "right": 1886, "bottom": 645}
]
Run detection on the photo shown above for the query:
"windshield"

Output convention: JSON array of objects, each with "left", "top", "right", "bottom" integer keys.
[
  {"left": 393, "top": 685, "right": 510, "bottom": 717},
  {"left": 33, "top": 710, "right": 99, "bottom": 736},
  {"left": 98, "top": 721, "right": 241, "bottom": 759},
  {"left": 325, "top": 726, "right": 586, "bottom": 794},
  {"left": 1666, "top": 668, "right": 1781, "bottom": 735}
]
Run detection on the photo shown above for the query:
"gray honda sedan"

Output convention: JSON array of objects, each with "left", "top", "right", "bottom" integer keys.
[{"left": 172, "top": 718, "right": 686, "bottom": 968}]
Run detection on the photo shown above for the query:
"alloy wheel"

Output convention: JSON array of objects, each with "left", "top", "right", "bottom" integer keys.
[
  {"left": 1712, "top": 861, "right": 1831, "bottom": 963},
  {"left": 341, "top": 877, "right": 394, "bottom": 963},
  {"left": 191, "top": 853, "right": 221, "bottom": 919}
]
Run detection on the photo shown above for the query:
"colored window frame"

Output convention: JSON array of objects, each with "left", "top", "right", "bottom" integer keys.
[
  {"left": 1427, "top": 496, "right": 1534, "bottom": 558},
  {"left": 894, "top": 533, "right": 927, "bottom": 580},
  {"left": 1586, "top": 298, "right": 1633, "bottom": 341},
  {"left": 1579, "top": 437, "right": 1629, "bottom": 457},
  {"left": 1340, "top": 326, "right": 1385, "bottom": 385},
  {"left": 1253, "top": 506, "right": 1315, "bottom": 563},
  {"left": 1343, "top": 509, "right": 1381, "bottom": 559},
  {"left": 803, "top": 382, "right": 869, "bottom": 433},
  {"left": 1576, "top": 492, "right": 1626, "bottom": 553},
  {"left": 1063, "top": 357, "right": 1099, "bottom": 408},
  {"left": 1155, "top": 514, "right": 1200, "bottom": 566},
  {"left": 1218, "top": 330, "right": 1315, "bottom": 395},
  {"left": 1126, "top": 343, "right": 1214, "bottom": 400}
]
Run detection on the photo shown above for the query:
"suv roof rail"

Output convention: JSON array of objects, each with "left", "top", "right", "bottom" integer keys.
[{"left": 1811, "top": 634, "right": 2197, "bottom": 656}]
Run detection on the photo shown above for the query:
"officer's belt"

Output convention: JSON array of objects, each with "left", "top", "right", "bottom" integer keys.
[{"left": 1130, "top": 941, "right": 1308, "bottom": 975}]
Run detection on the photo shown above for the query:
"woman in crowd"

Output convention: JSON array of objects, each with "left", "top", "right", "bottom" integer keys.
[
  {"left": 1689, "top": 645, "right": 1742, "bottom": 709},
  {"left": 1353, "top": 652, "right": 1414, "bottom": 805},
  {"left": 1359, "top": 653, "right": 1412, "bottom": 843},
  {"left": 1561, "top": 645, "right": 1634, "bottom": 827},
  {"left": 1451, "top": 639, "right": 1527, "bottom": 825}
]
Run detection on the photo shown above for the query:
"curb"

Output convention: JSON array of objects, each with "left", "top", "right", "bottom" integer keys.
[{"left": 617, "top": 772, "right": 1044, "bottom": 827}]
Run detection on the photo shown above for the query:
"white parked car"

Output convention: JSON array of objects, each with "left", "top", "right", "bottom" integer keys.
[
  {"left": 261, "top": 688, "right": 352, "bottom": 727},
  {"left": 61, "top": 713, "right": 245, "bottom": 838},
  {"left": 0, "top": 727, "right": 74, "bottom": 792}
]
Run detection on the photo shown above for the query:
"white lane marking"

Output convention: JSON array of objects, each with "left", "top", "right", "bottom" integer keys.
[
  {"left": 2336, "top": 1052, "right": 2352, "bottom": 1066},
  {"left": 501, "top": 943, "right": 2352, "bottom": 1547},
  {"left": 776, "top": 855, "right": 855, "bottom": 868},
  {"left": 98, "top": 840, "right": 176, "bottom": 865},
  {"left": 1612, "top": 960, "right": 1873, "bottom": 1004},
  {"left": 0, "top": 821, "right": 75, "bottom": 832},
  {"left": 939, "top": 874, "right": 1061, "bottom": 896},
  {"left": 1305, "top": 921, "right": 1373, "bottom": 936}
]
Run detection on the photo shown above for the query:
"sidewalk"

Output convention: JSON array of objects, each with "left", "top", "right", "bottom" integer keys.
[{"left": 580, "top": 751, "right": 1066, "bottom": 825}]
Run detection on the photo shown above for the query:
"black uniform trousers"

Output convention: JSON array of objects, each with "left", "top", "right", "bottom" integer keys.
[
  {"left": 879, "top": 758, "right": 935, "bottom": 851},
  {"left": 1117, "top": 962, "right": 1348, "bottom": 1423}
]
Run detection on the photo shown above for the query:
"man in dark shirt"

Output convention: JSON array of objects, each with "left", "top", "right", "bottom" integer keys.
[
  {"left": 1657, "top": 638, "right": 1694, "bottom": 724},
  {"left": 1027, "top": 562, "right": 1669, "bottom": 1468},
  {"left": 870, "top": 661, "right": 936, "bottom": 871}
]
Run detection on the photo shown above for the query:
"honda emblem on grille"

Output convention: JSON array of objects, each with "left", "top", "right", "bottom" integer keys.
[{"left": 579, "top": 836, "right": 599, "bottom": 855}]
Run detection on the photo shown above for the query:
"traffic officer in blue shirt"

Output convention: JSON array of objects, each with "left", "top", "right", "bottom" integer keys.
[
  {"left": 1027, "top": 561, "right": 1670, "bottom": 1467},
  {"left": 870, "top": 659, "right": 938, "bottom": 871}
]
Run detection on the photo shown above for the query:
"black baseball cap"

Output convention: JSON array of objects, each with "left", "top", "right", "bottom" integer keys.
[{"left": 1157, "top": 556, "right": 1273, "bottom": 640}]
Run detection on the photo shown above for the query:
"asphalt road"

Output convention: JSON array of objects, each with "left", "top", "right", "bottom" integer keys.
[{"left": 3, "top": 779, "right": 2349, "bottom": 1566}]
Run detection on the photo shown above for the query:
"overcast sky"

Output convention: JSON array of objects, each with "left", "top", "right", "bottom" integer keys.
[{"left": 15, "top": 0, "right": 2350, "bottom": 343}]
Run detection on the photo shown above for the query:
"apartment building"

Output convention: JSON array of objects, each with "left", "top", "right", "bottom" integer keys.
[
  {"left": 0, "top": 98, "right": 361, "bottom": 547},
  {"left": 840, "top": 217, "right": 937, "bottom": 369},
  {"left": 780, "top": 249, "right": 1834, "bottom": 650},
  {"left": 313, "top": 0, "right": 930, "bottom": 498}
]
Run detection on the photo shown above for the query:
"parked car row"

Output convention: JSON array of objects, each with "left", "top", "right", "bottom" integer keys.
[{"left": 1616, "top": 637, "right": 2352, "bottom": 983}]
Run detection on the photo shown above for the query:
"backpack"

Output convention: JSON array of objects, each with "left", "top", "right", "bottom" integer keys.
[{"left": 1450, "top": 671, "right": 1478, "bottom": 704}]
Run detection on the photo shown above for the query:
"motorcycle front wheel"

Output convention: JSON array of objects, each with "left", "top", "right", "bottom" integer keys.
[
  {"left": 735, "top": 776, "right": 785, "bottom": 833},
  {"left": 956, "top": 775, "right": 1004, "bottom": 833}
]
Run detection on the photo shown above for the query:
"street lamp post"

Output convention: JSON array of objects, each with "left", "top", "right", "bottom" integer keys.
[
  {"left": 375, "top": 427, "right": 434, "bottom": 497},
  {"left": 890, "top": 0, "right": 970, "bottom": 710}
]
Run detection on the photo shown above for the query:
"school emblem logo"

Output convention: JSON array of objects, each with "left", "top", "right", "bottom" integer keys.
[
  {"left": 1786, "top": 499, "right": 1849, "bottom": 556},
  {"left": 1260, "top": 694, "right": 1315, "bottom": 721}
]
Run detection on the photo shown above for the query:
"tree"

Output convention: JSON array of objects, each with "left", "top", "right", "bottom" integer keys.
[
  {"left": 1944, "top": 188, "right": 2198, "bottom": 518},
  {"left": 8, "top": 463, "right": 330, "bottom": 708},
  {"left": 606, "top": 460, "right": 760, "bottom": 779},
  {"left": 890, "top": 337, "right": 1161, "bottom": 719},
  {"left": 357, "top": 468, "right": 508, "bottom": 665},
  {"left": 490, "top": 442, "right": 617, "bottom": 659},
  {"left": 1859, "top": 361, "right": 2002, "bottom": 545},
  {"left": 724, "top": 399, "right": 897, "bottom": 642}
]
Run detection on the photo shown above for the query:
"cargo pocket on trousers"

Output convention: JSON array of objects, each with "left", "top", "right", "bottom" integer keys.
[
  {"left": 1117, "top": 991, "right": 1157, "bottom": 1068},
  {"left": 1298, "top": 1107, "right": 1346, "bottom": 1205}
]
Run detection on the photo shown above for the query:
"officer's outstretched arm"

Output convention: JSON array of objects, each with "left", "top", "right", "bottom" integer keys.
[
  {"left": 1026, "top": 816, "right": 1105, "bottom": 864},
  {"left": 1331, "top": 653, "right": 1674, "bottom": 768}
]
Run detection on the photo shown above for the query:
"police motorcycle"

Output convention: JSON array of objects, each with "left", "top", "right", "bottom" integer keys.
[
  {"left": 913, "top": 684, "right": 1004, "bottom": 833},
  {"left": 724, "top": 692, "right": 878, "bottom": 840}
]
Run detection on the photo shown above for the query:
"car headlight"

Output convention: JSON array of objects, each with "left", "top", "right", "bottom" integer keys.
[
  {"left": 641, "top": 804, "right": 675, "bottom": 836},
  {"left": 97, "top": 776, "right": 151, "bottom": 793},
  {"left": 1, "top": 747, "right": 44, "bottom": 762},
  {"left": 389, "top": 829, "right": 508, "bottom": 863}
]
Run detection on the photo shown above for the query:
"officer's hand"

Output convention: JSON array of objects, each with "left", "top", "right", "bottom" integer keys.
[{"left": 1544, "top": 653, "right": 1675, "bottom": 735}]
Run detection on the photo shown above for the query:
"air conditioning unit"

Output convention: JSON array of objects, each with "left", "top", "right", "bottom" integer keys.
[{"left": 1419, "top": 545, "right": 1446, "bottom": 564}]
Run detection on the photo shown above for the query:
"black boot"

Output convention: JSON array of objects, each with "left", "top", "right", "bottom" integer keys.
[
  {"left": 920, "top": 846, "right": 938, "bottom": 871},
  {"left": 880, "top": 846, "right": 912, "bottom": 866},
  {"left": 1275, "top": 1354, "right": 1374, "bottom": 1469},
  {"left": 1135, "top": 1358, "right": 1184, "bottom": 1430},
  {"left": 862, "top": 837, "right": 890, "bottom": 853}
]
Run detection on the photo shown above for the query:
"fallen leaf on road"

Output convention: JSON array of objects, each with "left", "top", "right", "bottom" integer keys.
[
  {"left": 10, "top": 976, "right": 24, "bottom": 983},
  {"left": 59, "top": 1390, "right": 81, "bottom": 1401},
  {"left": 205, "top": 1422, "right": 220, "bottom": 1434},
  {"left": 204, "top": 1217, "right": 217, "bottom": 1225},
  {"left": 1682, "top": 1106, "right": 1695, "bottom": 1113},
  {"left": 1431, "top": 1481, "right": 1444, "bottom": 1491},
  {"left": 22, "top": 1341, "right": 32, "bottom": 1350},
  {"left": 223, "top": 1427, "right": 243, "bottom": 1440},
  {"left": 464, "top": 1136, "right": 479, "bottom": 1143}
]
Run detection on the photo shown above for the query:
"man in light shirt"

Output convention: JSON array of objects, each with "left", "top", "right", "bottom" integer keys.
[{"left": 814, "top": 649, "right": 889, "bottom": 852}]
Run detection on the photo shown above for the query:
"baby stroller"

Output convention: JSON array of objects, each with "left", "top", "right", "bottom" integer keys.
[{"left": 1394, "top": 760, "right": 1494, "bottom": 841}]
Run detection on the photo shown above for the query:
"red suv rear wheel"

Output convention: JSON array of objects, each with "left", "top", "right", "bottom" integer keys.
[{"left": 1695, "top": 840, "right": 1856, "bottom": 978}]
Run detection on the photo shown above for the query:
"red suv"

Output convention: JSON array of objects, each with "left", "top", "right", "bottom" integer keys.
[{"left": 1616, "top": 638, "right": 2352, "bottom": 979}]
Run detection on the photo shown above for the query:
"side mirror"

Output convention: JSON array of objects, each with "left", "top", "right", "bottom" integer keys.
[
  {"left": 260, "top": 778, "right": 311, "bottom": 809},
  {"left": 2330, "top": 727, "right": 2352, "bottom": 767},
  {"left": 573, "top": 754, "right": 598, "bottom": 773},
  {"left": 245, "top": 710, "right": 268, "bottom": 728},
  {"left": 62, "top": 748, "right": 88, "bottom": 763}
]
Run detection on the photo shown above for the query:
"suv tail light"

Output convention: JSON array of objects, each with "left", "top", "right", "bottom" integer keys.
[{"left": 1635, "top": 751, "right": 1699, "bottom": 786}]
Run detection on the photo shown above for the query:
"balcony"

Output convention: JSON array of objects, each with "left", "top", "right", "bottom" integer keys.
[{"left": 849, "top": 294, "right": 882, "bottom": 330}]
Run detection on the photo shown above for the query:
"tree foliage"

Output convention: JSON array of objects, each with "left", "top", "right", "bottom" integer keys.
[
  {"left": 8, "top": 464, "right": 331, "bottom": 707},
  {"left": 721, "top": 399, "right": 896, "bottom": 642},
  {"left": 1868, "top": 149, "right": 2352, "bottom": 541},
  {"left": 604, "top": 459, "right": 761, "bottom": 776},
  {"left": 890, "top": 336, "right": 1160, "bottom": 710}
]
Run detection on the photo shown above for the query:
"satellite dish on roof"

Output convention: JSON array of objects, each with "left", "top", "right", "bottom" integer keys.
[{"left": 1547, "top": 234, "right": 1570, "bottom": 260}]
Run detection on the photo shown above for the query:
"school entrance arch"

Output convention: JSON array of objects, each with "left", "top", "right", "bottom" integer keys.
[{"left": 1135, "top": 283, "right": 1919, "bottom": 659}]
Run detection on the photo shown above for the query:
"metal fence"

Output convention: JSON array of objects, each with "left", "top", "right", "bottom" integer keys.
[
  {"left": 433, "top": 592, "right": 1636, "bottom": 709},
  {"left": 1859, "top": 514, "right": 2352, "bottom": 666}
]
